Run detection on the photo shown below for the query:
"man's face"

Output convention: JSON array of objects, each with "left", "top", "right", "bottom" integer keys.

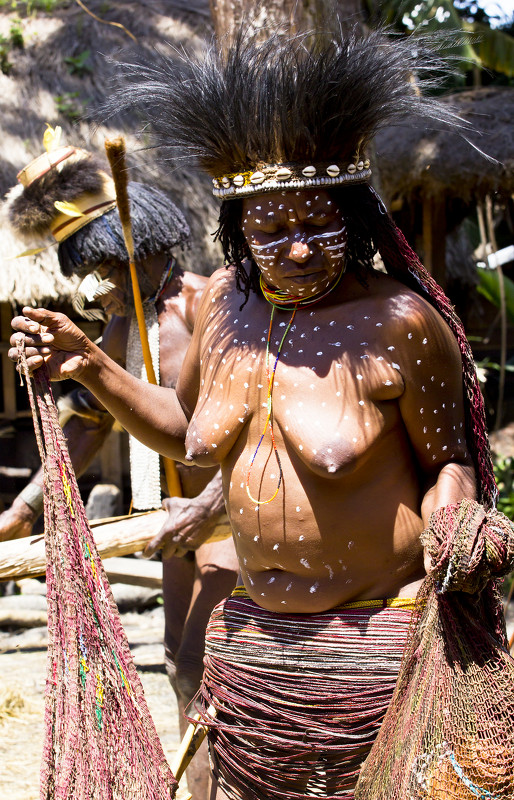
[
  {"left": 241, "top": 189, "right": 347, "bottom": 298},
  {"left": 94, "top": 260, "right": 131, "bottom": 316}
]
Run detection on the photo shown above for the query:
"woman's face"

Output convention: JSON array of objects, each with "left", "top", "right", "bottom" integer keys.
[{"left": 241, "top": 189, "right": 347, "bottom": 297}]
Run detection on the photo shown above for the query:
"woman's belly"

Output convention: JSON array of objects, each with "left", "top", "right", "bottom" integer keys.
[
  {"left": 238, "top": 563, "right": 425, "bottom": 613},
  {"left": 225, "top": 429, "right": 426, "bottom": 613}
]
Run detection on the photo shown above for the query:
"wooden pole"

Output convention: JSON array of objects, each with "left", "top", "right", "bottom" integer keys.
[
  {"left": 0, "top": 510, "right": 166, "bottom": 581},
  {"left": 422, "top": 195, "right": 447, "bottom": 289},
  {"left": 104, "top": 137, "right": 182, "bottom": 498},
  {"left": 485, "top": 194, "right": 507, "bottom": 432},
  {"left": 1, "top": 302, "right": 17, "bottom": 419},
  {"left": 171, "top": 703, "right": 217, "bottom": 798},
  {"left": 0, "top": 511, "right": 231, "bottom": 581}
]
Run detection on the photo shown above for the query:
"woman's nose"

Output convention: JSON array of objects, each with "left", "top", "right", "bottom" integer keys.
[{"left": 287, "top": 240, "right": 312, "bottom": 262}]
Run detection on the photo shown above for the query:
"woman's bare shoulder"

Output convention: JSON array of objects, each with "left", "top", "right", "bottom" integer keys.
[{"left": 194, "top": 267, "right": 239, "bottom": 315}]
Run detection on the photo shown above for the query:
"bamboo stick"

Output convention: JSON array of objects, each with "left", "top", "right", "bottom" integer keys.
[
  {"left": 171, "top": 704, "right": 217, "bottom": 789},
  {"left": 104, "top": 136, "right": 182, "bottom": 498}
]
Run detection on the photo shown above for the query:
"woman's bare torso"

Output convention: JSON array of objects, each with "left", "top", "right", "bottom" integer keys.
[{"left": 182, "top": 266, "right": 471, "bottom": 612}]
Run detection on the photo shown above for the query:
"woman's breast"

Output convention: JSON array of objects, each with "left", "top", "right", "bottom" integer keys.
[
  {"left": 185, "top": 346, "right": 403, "bottom": 476},
  {"left": 184, "top": 346, "right": 263, "bottom": 464}
]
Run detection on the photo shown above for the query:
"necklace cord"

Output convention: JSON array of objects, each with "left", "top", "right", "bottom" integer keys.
[
  {"left": 245, "top": 305, "right": 296, "bottom": 505},
  {"left": 246, "top": 266, "right": 345, "bottom": 506}
]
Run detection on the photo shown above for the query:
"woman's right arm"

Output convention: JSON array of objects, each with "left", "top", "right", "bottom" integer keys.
[{"left": 10, "top": 307, "right": 191, "bottom": 462}]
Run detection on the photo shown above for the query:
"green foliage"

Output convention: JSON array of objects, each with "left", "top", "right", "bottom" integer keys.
[
  {"left": 476, "top": 269, "right": 514, "bottom": 325},
  {"left": 64, "top": 49, "right": 92, "bottom": 76},
  {"left": 9, "top": 18, "right": 24, "bottom": 48},
  {"left": 0, "top": 16, "right": 24, "bottom": 72},
  {"left": 54, "top": 91, "right": 85, "bottom": 122},
  {"left": 0, "top": 0, "right": 68, "bottom": 13},
  {"left": 493, "top": 454, "right": 514, "bottom": 521},
  {"left": 0, "top": 34, "right": 13, "bottom": 74},
  {"left": 363, "top": 0, "right": 514, "bottom": 80}
]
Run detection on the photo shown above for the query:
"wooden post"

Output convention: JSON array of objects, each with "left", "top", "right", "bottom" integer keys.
[
  {"left": 0, "top": 302, "right": 17, "bottom": 419},
  {"left": 422, "top": 195, "right": 447, "bottom": 289},
  {"left": 100, "top": 428, "right": 124, "bottom": 490},
  {"left": 208, "top": 0, "right": 362, "bottom": 44},
  {"left": 0, "top": 510, "right": 231, "bottom": 581}
]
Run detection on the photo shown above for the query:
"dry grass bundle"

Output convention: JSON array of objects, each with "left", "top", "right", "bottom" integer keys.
[{"left": 0, "top": 686, "right": 33, "bottom": 723}]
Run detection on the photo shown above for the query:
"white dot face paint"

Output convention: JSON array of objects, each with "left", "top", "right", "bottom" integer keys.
[{"left": 241, "top": 189, "right": 347, "bottom": 296}]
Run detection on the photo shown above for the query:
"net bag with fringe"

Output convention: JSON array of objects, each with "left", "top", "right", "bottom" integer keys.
[
  {"left": 355, "top": 498, "right": 514, "bottom": 800},
  {"left": 18, "top": 355, "right": 178, "bottom": 800}
]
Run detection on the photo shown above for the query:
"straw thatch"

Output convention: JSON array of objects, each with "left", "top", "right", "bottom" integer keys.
[
  {"left": 376, "top": 87, "right": 514, "bottom": 207},
  {"left": 0, "top": 0, "right": 219, "bottom": 307}
]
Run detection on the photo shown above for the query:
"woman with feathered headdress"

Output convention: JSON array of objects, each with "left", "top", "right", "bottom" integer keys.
[{"left": 10, "top": 25, "right": 514, "bottom": 800}]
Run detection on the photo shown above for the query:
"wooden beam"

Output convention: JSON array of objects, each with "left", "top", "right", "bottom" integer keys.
[
  {"left": 104, "top": 556, "right": 162, "bottom": 588},
  {"left": 0, "top": 608, "right": 48, "bottom": 628},
  {"left": 0, "top": 510, "right": 232, "bottom": 581},
  {"left": 0, "top": 509, "right": 167, "bottom": 581}
]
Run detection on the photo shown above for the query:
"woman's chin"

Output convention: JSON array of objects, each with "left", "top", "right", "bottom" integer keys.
[{"left": 283, "top": 273, "right": 333, "bottom": 296}]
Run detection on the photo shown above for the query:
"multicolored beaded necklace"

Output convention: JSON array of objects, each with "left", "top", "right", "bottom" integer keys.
[
  {"left": 245, "top": 268, "right": 345, "bottom": 505},
  {"left": 147, "top": 257, "right": 175, "bottom": 305}
]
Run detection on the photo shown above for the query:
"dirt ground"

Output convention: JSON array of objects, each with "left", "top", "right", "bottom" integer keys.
[{"left": 0, "top": 599, "right": 191, "bottom": 799}]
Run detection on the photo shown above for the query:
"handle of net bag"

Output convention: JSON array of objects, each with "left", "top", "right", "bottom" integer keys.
[{"left": 422, "top": 498, "right": 514, "bottom": 595}]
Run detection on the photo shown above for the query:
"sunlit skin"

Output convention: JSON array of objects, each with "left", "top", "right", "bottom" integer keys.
[{"left": 10, "top": 188, "right": 476, "bottom": 617}]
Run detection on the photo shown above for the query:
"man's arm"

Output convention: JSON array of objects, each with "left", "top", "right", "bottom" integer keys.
[
  {"left": 10, "top": 301, "right": 200, "bottom": 462},
  {"left": 143, "top": 470, "right": 227, "bottom": 559},
  {"left": 0, "top": 402, "right": 115, "bottom": 541},
  {"left": 0, "top": 314, "right": 129, "bottom": 542}
]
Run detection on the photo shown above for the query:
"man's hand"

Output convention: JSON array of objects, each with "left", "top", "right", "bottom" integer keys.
[
  {"left": 0, "top": 502, "right": 36, "bottom": 542},
  {"left": 143, "top": 496, "right": 219, "bottom": 560},
  {"left": 9, "top": 307, "right": 94, "bottom": 381}
]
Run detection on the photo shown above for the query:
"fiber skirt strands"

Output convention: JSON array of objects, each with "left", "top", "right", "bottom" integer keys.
[
  {"left": 355, "top": 499, "right": 514, "bottom": 800},
  {"left": 20, "top": 359, "right": 177, "bottom": 800},
  {"left": 194, "top": 588, "right": 414, "bottom": 799}
]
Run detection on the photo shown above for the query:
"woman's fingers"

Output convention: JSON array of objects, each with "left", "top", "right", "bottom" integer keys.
[{"left": 10, "top": 331, "right": 53, "bottom": 348}]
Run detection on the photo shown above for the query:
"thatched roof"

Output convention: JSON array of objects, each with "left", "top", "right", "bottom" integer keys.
[
  {"left": 376, "top": 87, "right": 514, "bottom": 206},
  {"left": 0, "top": 0, "right": 219, "bottom": 307}
]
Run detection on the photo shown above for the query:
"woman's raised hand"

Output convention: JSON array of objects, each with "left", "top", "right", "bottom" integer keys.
[{"left": 9, "top": 307, "right": 96, "bottom": 382}]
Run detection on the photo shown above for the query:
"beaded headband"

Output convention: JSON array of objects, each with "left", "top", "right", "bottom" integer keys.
[{"left": 212, "top": 158, "right": 371, "bottom": 199}]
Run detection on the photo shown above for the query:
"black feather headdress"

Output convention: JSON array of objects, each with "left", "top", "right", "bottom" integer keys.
[{"left": 109, "top": 26, "right": 466, "bottom": 198}]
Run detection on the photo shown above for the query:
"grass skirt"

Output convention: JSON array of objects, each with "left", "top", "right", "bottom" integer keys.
[{"left": 193, "top": 588, "right": 414, "bottom": 800}]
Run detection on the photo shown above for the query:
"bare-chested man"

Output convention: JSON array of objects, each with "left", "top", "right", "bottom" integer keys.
[
  {"left": 2, "top": 143, "right": 238, "bottom": 800},
  {"left": 9, "top": 30, "right": 499, "bottom": 800}
]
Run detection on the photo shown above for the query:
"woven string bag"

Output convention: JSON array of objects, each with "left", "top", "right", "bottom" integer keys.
[
  {"left": 355, "top": 499, "right": 514, "bottom": 800},
  {"left": 19, "top": 355, "right": 178, "bottom": 800}
]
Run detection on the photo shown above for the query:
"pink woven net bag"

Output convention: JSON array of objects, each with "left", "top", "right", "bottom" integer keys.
[
  {"left": 20, "top": 358, "right": 177, "bottom": 799},
  {"left": 355, "top": 499, "right": 514, "bottom": 800}
]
